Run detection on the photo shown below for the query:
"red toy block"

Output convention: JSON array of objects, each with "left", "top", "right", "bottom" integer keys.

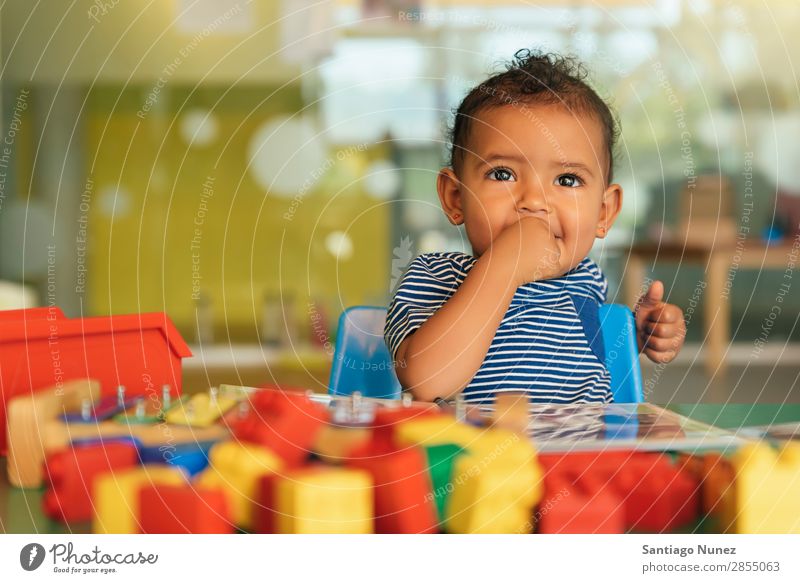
[
  {"left": 253, "top": 473, "right": 279, "bottom": 533},
  {"left": 347, "top": 441, "right": 438, "bottom": 534},
  {"left": 231, "top": 388, "right": 329, "bottom": 466},
  {"left": 42, "top": 441, "right": 139, "bottom": 523},
  {"left": 539, "top": 450, "right": 701, "bottom": 533},
  {"left": 139, "top": 483, "right": 233, "bottom": 534},
  {"left": 0, "top": 307, "right": 191, "bottom": 454},
  {"left": 537, "top": 474, "right": 625, "bottom": 534}
]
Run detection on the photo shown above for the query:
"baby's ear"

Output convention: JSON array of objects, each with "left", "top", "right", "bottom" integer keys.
[
  {"left": 436, "top": 167, "right": 464, "bottom": 226},
  {"left": 596, "top": 183, "right": 623, "bottom": 238}
]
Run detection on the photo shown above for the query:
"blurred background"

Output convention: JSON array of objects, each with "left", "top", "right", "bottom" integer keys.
[{"left": 1, "top": 0, "right": 799, "bottom": 401}]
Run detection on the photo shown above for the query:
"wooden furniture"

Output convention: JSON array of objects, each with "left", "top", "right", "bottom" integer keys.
[{"left": 622, "top": 240, "right": 797, "bottom": 376}]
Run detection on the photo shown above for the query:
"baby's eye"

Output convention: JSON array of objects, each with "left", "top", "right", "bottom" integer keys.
[
  {"left": 487, "top": 167, "right": 516, "bottom": 182},
  {"left": 555, "top": 173, "right": 583, "bottom": 188}
]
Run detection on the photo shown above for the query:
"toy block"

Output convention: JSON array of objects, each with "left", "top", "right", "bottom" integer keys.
[
  {"left": 538, "top": 451, "right": 701, "bottom": 533},
  {"left": 138, "top": 440, "right": 216, "bottom": 477},
  {"left": 230, "top": 388, "right": 329, "bottom": 466},
  {"left": 253, "top": 473, "right": 280, "bottom": 533},
  {"left": 491, "top": 392, "right": 530, "bottom": 434},
  {"left": 0, "top": 307, "right": 190, "bottom": 454},
  {"left": 139, "top": 483, "right": 233, "bottom": 533},
  {"left": 42, "top": 441, "right": 139, "bottom": 523},
  {"left": 195, "top": 441, "right": 283, "bottom": 530},
  {"left": 347, "top": 442, "right": 438, "bottom": 534},
  {"left": 62, "top": 384, "right": 141, "bottom": 423},
  {"left": 6, "top": 378, "right": 100, "bottom": 488},
  {"left": 617, "top": 459, "right": 700, "bottom": 532},
  {"left": 394, "top": 415, "right": 481, "bottom": 450},
  {"left": 537, "top": 474, "right": 625, "bottom": 534},
  {"left": 445, "top": 432, "right": 542, "bottom": 534},
  {"left": 273, "top": 466, "right": 373, "bottom": 534},
  {"left": 425, "top": 443, "right": 466, "bottom": 524},
  {"left": 699, "top": 452, "right": 736, "bottom": 528},
  {"left": 165, "top": 388, "right": 238, "bottom": 428},
  {"left": 445, "top": 449, "right": 542, "bottom": 534},
  {"left": 312, "top": 425, "right": 372, "bottom": 464},
  {"left": 92, "top": 465, "right": 186, "bottom": 533},
  {"left": 722, "top": 442, "right": 800, "bottom": 533}
]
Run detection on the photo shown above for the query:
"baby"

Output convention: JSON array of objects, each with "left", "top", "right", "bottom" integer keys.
[{"left": 385, "top": 50, "right": 685, "bottom": 404}]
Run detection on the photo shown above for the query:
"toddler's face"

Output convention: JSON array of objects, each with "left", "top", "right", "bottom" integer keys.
[{"left": 437, "top": 103, "right": 622, "bottom": 272}]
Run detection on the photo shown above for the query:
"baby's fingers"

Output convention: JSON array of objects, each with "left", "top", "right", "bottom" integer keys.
[
  {"left": 641, "top": 334, "right": 681, "bottom": 353},
  {"left": 647, "top": 304, "right": 683, "bottom": 324},
  {"left": 643, "top": 322, "right": 677, "bottom": 339}
]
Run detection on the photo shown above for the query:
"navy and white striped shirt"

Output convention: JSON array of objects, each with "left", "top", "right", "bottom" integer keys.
[{"left": 385, "top": 252, "right": 613, "bottom": 405}]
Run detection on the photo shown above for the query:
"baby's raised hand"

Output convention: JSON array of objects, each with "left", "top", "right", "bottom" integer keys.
[
  {"left": 489, "top": 216, "right": 565, "bottom": 286},
  {"left": 634, "top": 280, "right": 686, "bottom": 363}
]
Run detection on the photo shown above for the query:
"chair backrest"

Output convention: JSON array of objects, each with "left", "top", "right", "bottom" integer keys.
[
  {"left": 598, "top": 304, "right": 644, "bottom": 403},
  {"left": 329, "top": 304, "right": 644, "bottom": 403},
  {"left": 328, "top": 306, "right": 402, "bottom": 399}
]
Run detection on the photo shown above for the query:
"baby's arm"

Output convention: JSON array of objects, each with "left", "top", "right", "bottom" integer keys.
[{"left": 395, "top": 216, "right": 564, "bottom": 401}]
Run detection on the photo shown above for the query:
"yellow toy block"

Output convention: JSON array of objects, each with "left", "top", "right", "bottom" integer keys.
[
  {"left": 445, "top": 431, "right": 542, "bottom": 534},
  {"left": 92, "top": 465, "right": 186, "bottom": 533},
  {"left": 394, "top": 416, "right": 481, "bottom": 449},
  {"left": 196, "top": 440, "right": 283, "bottom": 530},
  {"left": 724, "top": 442, "right": 800, "bottom": 533},
  {"left": 165, "top": 389, "right": 238, "bottom": 427},
  {"left": 274, "top": 467, "right": 373, "bottom": 534}
]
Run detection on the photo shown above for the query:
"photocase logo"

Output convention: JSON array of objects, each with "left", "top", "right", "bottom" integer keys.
[
  {"left": 20, "top": 543, "right": 46, "bottom": 571},
  {"left": 390, "top": 235, "right": 414, "bottom": 292}
]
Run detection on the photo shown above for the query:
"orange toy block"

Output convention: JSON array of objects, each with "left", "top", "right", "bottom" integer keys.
[
  {"left": 139, "top": 483, "right": 233, "bottom": 534},
  {"left": 6, "top": 379, "right": 100, "bottom": 488},
  {"left": 313, "top": 425, "right": 372, "bottom": 464},
  {"left": 491, "top": 392, "right": 530, "bottom": 434}
]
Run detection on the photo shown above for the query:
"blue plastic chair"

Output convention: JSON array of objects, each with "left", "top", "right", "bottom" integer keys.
[{"left": 329, "top": 304, "right": 644, "bottom": 403}]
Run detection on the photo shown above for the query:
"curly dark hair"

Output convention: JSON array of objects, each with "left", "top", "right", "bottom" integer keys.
[{"left": 448, "top": 49, "right": 619, "bottom": 183}]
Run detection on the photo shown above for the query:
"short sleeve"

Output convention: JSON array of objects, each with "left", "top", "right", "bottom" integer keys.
[{"left": 384, "top": 254, "right": 463, "bottom": 360}]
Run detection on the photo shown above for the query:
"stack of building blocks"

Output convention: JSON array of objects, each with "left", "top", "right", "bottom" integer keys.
[
  {"left": 196, "top": 440, "right": 284, "bottom": 530},
  {"left": 537, "top": 450, "right": 701, "bottom": 533},
  {"left": 93, "top": 465, "right": 187, "bottom": 533},
  {"left": 0, "top": 307, "right": 191, "bottom": 454},
  {"left": 270, "top": 466, "right": 374, "bottom": 534},
  {"left": 231, "top": 388, "right": 329, "bottom": 466},
  {"left": 6, "top": 378, "right": 100, "bottom": 488},
  {"left": 139, "top": 483, "right": 233, "bottom": 534},
  {"left": 347, "top": 441, "right": 438, "bottom": 534},
  {"left": 42, "top": 440, "right": 139, "bottom": 523}
]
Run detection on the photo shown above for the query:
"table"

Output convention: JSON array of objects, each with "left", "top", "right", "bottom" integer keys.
[
  {"left": 622, "top": 241, "right": 798, "bottom": 376},
  {"left": 1, "top": 402, "right": 797, "bottom": 534}
]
